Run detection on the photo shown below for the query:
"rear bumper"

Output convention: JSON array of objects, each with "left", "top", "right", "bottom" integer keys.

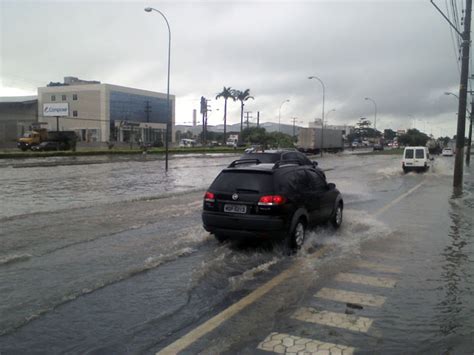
[{"left": 202, "top": 211, "right": 289, "bottom": 240}]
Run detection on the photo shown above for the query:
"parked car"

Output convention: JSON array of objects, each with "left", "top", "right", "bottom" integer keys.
[
  {"left": 202, "top": 159, "right": 343, "bottom": 250},
  {"left": 31, "top": 141, "right": 61, "bottom": 151},
  {"left": 442, "top": 147, "right": 454, "bottom": 156},
  {"left": 402, "top": 146, "right": 431, "bottom": 173},
  {"left": 373, "top": 144, "right": 384, "bottom": 151}
]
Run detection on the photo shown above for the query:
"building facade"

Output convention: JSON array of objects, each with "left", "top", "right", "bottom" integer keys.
[
  {"left": 0, "top": 96, "right": 38, "bottom": 146},
  {"left": 38, "top": 77, "right": 176, "bottom": 144}
]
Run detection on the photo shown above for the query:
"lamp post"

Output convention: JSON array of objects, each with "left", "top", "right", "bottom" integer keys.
[
  {"left": 278, "top": 99, "right": 290, "bottom": 133},
  {"left": 326, "top": 108, "right": 336, "bottom": 120},
  {"left": 145, "top": 7, "right": 171, "bottom": 171},
  {"left": 364, "top": 97, "right": 377, "bottom": 131},
  {"left": 308, "top": 75, "right": 325, "bottom": 156}
]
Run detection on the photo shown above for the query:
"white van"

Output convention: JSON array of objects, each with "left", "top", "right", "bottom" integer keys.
[{"left": 402, "top": 146, "right": 431, "bottom": 173}]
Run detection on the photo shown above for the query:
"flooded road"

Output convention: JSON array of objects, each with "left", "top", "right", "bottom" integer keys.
[{"left": 0, "top": 153, "right": 473, "bottom": 354}]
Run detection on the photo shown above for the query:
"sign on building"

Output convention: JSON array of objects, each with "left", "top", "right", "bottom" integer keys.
[{"left": 43, "top": 103, "right": 69, "bottom": 117}]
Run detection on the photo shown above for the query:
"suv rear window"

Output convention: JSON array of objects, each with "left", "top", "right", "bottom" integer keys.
[
  {"left": 415, "top": 149, "right": 425, "bottom": 159},
  {"left": 210, "top": 171, "right": 274, "bottom": 193},
  {"left": 405, "top": 149, "right": 414, "bottom": 159}
]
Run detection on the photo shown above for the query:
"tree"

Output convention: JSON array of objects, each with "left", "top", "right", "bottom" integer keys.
[
  {"left": 234, "top": 89, "right": 254, "bottom": 137},
  {"left": 383, "top": 129, "right": 397, "bottom": 141},
  {"left": 241, "top": 126, "right": 267, "bottom": 144},
  {"left": 398, "top": 129, "right": 429, "bottom": 146},
  {"left": 216, "top": 87, "right": 236, "bottom": 145}
]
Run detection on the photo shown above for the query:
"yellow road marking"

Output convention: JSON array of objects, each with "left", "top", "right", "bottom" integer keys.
[
  {"left": 356, "top": 261, "right": 401, "bottom": 274},
  {"left": 335, "top": 272, "right": 397, "bottom": 288},
  {"left": 292, "top": 307, "right": 373, "bottom": 333},
  {"left": 156, "top": 247, "right": 328, "bottom": 355},
  {"left": 315, "top": 287, "right": 386, "bottom": 308},
  {"left": 373, "top": 181, "right": 424, "bottom": 217},
  {"left": 258, "top": 332, "right": 355, "bottom": 354}
]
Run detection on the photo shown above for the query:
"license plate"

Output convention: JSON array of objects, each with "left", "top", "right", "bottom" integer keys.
[{"left": 224, "top": 204, "right": 247, "bottom": 214}]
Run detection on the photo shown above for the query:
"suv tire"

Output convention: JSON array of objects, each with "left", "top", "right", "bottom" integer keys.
[
  {"left": 288, "top": 219, "right": 306, "bottom": 251},
  {"left": 331, "top": 203, "right": 343, "bottom": 229}
]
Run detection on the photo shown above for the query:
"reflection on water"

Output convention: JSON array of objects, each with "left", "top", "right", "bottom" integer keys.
[{"left": 436, "top": 177, "right": 474, "bottom": 346}]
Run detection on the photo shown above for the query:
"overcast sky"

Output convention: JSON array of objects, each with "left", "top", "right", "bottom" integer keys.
[{"left": 0, "top": 0, "right": 470, "bottom": 136}]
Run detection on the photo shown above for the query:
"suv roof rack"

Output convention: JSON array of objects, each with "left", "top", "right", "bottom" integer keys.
[
  {"left": 272, "top": 159, "right": 304, "bottom": 169},
  {"left": 228, "top": 158, "right": 262, "bottom": 168}
]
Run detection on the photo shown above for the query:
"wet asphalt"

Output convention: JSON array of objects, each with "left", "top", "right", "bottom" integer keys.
[{"left": 0, "top": 152, "right": 473, "bottom": 354}]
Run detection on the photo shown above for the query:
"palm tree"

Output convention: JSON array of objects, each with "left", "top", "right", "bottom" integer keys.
[
  {"left": 234, "top": 89, "right": 254, "bottom": 135},
  {"left": 216, "top": 87, "right": 236, "bottom": 145}
]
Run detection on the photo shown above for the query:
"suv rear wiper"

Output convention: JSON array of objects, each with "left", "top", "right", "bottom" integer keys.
[{"left": 235, "top": 188, "right": 259, "bottom": 193}]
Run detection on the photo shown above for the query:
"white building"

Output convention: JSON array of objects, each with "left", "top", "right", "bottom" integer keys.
[{"left": 38, "top": 77, "right": 176, "bottom": 144}]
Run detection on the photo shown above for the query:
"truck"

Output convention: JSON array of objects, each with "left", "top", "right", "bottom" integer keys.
[
  {"left": 17, "top": 129, "right": 77, "bottom": 151},
  {"left": 297, "top": 127, "right": 344, "bottom": 154},
  {"left": 226, "top": 134, "right": 239, "bottom": 147}
]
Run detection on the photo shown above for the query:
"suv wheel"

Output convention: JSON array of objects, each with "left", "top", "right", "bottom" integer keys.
[
  {"left": 331, "top": 203, "right": 343, "bottom": 229},
  {"left": 289, "top": 219, "right": 306, "bottom": 250}
]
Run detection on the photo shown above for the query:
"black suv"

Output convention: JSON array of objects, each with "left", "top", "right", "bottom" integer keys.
[{"left": 202, "top": 159, "right": 343, "bottom": 249}]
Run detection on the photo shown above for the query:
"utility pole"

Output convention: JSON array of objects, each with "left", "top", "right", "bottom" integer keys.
[
  {"left": 144, "top": 101, "right": 152, "bottom": 123},
  {"left": 468, "top": 100, "right": 473, "bottom": 165},
  {"left": 453, "top": 0, "right": 471, "bottom": 190},
  {"left": 200, "top": 96, "right": 208, "bottom": 145},
  {"left": 431, "top": 0, "right": 472, "bottom": 191},
  {"left": 257, "top": 111, "right": 260, "bottom": 128},
  {"left": 291, "top": 117, "right": 298, "bottom": 140},
  {"left": 245, "top": 111, "right": 252, "bottom": 130},
  {"left": 144, "top": 101, "right": 152, "bottom": 143}
]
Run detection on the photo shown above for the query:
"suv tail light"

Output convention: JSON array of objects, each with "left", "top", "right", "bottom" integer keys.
[
  {"left": 258, "top": 195, "right": 286, "bottom": 206},
  {"left": 204, "top": 191, "right": 215, "bottom": 202}
]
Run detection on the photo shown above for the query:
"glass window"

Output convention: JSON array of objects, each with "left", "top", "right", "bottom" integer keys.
[
  {"left": 62, "top": 95, "right": 67, "bottom": 101},
  {"left": 73, "top": 94, "right": 78, "bottom": 100},
  {"left": 306, "top": 170, "right": 326, "bottom": 191},
  {"left": 73, "top": 110, "right": 78, "bottom": 117},
  {"left": 210, "top": 171, "right": 273, "bottom": 193},
  {"left": 415, "top": 149, "right": 425, "bottom": 159},
  {"left": 405, "top": 149, "right": 414, "bottom": 159},
  {"left": 51, "top": 95, "right": 56, "bottom": 101}
]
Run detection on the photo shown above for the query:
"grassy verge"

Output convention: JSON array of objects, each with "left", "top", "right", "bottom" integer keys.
[{"left": 0, "top": 147, "right": 245, "bottom": 159}]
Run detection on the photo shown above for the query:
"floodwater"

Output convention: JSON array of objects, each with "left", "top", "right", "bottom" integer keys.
[{"left": 0, "top": 152, "right": 472, "bottom": 353}]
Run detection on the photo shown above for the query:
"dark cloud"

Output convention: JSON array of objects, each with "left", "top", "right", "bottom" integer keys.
[{"left": 0, "top": 0, "right": 467, "bottom": 134}]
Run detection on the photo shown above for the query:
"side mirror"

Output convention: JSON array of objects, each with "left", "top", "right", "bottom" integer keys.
[
  {"left": 312, "top": 161, "right": 318, "bottom": 167},
  {"left": 327, "top": 182, "right": 336, "bottom": 190}
]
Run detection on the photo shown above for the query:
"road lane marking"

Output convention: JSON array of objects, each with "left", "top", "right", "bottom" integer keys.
[
  {"left": 356, "top": 261, "right": 401, "bottom": 274},
  {"left": 257, "top": 332, "right": 355, "bottom": 354},
  {"left": 156, "top": 246, "right": 329, "bottom": 355},
  {"left": 292, "top": 307, "right": 373, "bottom": 333},
  {"left": 158, "top": 180, "right": 422, "bottom": 353},
  {"left": 315, "top": 288, "right": 386, "bottom": 308},
  {"left": 335, "top": 272, "right": 397, "bottom": 288},
  {"left": 373, "top": 181, "right": 424, "bottom": 217}
]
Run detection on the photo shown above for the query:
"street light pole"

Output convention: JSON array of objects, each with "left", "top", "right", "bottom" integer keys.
[
  {"left": 278, "top": 99, "right": 290, "bottom": 133},
  {"left": 145, "top": 7, "right": 171, "bottom": 172},
  {"left": 364, "top": 97, "right": 377, "bottom": 131},
  {"left": 308, "top": 76, "right": 325, "bottom": 156}
]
